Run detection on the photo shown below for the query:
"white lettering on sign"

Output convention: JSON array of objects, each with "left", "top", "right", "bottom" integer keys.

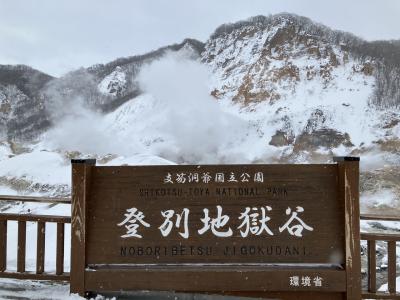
[
  {"left": 117, "top": 208, "right": 150, "bottom": 238},
  {"left": 201, "top": 172, "right": 212, "bottom": 184},
  {"left": 279, "top": 206, "right": 314, "bottom": 237},
  {"left": 228, "top": 172, "right": 238, "bottom": 182},
  {"left": 289, "top": 276, "right": 299, "bottom": 286},
  {"left": 176, "top": 173, "right": 187, "bottom": 184},
  {"left": 239, "top": 173, "right": 251, "bottom": 182},
  {"left": 301, "top": 276, "right": 311, "bottom": 287},
  {"left": 187, "top": 173, "right": 199, "bottom": 183},
  {"left": 215, "top": 173, "right": 225, "bottom": 183},
  {"left": 163, "top": 172, "right": 264, "bottom": 184},
  {"left": 118, "top": 206, "right": 314, "bottom": 239},
  {"left": 164, "top": 173, "right": 173, "bottom": 184},
  {"left": 313, "top": 276, "right": 323, "bottom": 287},
  {"left": 198, "top": 205, "right": 233, "bottom": 237},
  {"left": 237, "top": 206, "right": 274, "bottom": 237},
  {"left": 159, "top": 208, "right": 190, "bottom": 239},
  {"left": 289, "top": 275, "right": 324, "bottom": 287},
  {"left": 254, "top": 172, "right": 264, "bottom": 183}
]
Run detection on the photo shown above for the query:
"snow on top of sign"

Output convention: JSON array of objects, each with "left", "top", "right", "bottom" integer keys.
[{"left": 103, "top": 154, "right": 175, "bottom": 166}]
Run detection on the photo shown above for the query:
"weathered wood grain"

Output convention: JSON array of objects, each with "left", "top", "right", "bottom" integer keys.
[
  {"left": 0, "top": 220, "right": 6, "bottom": 272},
  {"left": 70, "top": 161, "right": 362, "bottom": 298},
  {"left": 86, "top": 165, "right": 343, "bottom": 265},
  {"left": 70, "top": 159, "right": 95, "bottom": 296},
  {"left": 36, "top": 222, "right": 45, "bottom": 274},
  {"left": 17, "top": 221, "right": 26, "bottom": 273},
  {"left": 335, "top": 158, "right": 361, "bottom": 300},
  {"left": 387, "top": 240, "right": 397, "bottom": 294},
  {"left": 0, "top": 195, "right": 70, "bottom": 204},
  {"left": 367, "top": 240, "right": 376, "bottom": 293},
  {"left": 85, "top": 267, "right": 346, "bottom": 292},
  {"left": 0, "top": 213, "right": 70, "bottom": 223},
  {"left": 56, "top": 222, "right": 64, "bottom": 275}
]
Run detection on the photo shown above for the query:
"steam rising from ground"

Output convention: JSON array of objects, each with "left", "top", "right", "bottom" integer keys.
[
  {"left": 44, "top": 52, "right": 254, "bottom": 163},
  {"left": 134, "top": 52, "right": 248, "bottom": 163}
]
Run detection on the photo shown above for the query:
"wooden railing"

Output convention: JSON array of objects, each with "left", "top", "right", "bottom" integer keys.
[
  {"left": 361, "top": 214, "right": 400, "bottom": 299},
  {"left": 0, "top": 194, "right": 71, "bottom": 204},
  {"left": 0, "top": 195, "right": 70, "bottom": 281}
]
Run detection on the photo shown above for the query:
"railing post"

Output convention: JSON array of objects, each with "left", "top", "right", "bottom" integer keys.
[
  {"left": 36, "top": 221, "right": 45, "bottom": 274},
  {"left": 70, "top": 159, "right": 96, "bottom": 296},
  {"left": 56, "top": 222, "right": 65, "bottom": 275},
  {"left": 388, "top": 240, "right": 397, "bottom": 294},
  {"left": 17, "top": 220, "right": 26, "bottom": 273},
  {"left": 334, "top": 156, "right": 361, "bottom": 300},
  {"left": 0, "top": 220, "right": 7, "bottom": 272},
  {"left": 367, "top": 240, "right": 376, "bottom": 293}
]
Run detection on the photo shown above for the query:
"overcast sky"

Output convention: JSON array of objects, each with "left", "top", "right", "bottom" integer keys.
[{"left": 1, "top": 0, "right": 399, "bottom": 77}]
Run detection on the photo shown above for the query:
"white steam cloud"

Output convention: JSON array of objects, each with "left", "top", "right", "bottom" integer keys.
[
  {"left": 134, "top": 51, "right": 247, "bottom": 163},
  {"left": 44, "top": 51, "right": 262, "bottom": 164}
]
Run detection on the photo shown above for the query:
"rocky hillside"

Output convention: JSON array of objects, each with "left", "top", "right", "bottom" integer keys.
[
  {"left": 2, "top": 14, "right": 399, "bottom": 146},
  {"left": 0, "top": 65, "right": 53, "bottom": 141},
  {"left": 0, "top": 13, "right": 399, "bottom": 210},
  {"left": 0, "top": 39, "right": 204, "bottom": 142}
]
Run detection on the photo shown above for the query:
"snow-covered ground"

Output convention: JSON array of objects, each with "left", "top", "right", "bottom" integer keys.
[
  {"left": 0, "top": 278, "right": 81, "bottom": 300},
  {"left": 379, "top": 276, "right": 400, "bottom": 293}
]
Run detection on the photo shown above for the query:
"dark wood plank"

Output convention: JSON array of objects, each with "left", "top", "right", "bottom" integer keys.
[
  {"left": 0, "top": 213, "right": 70, "bottom": 223},
  {"left": 367, "top": 240, "right": 376, "bottom": 293},
  {"left": 0, "top": 271, "right": 69, "bottom": 281},
  {"left": 388, "top": 240, "right": 397, "bottom": 294},
  {"left": 36, "top": 222, "right": 45, "bottom": 274},
  {"left": 0, "top": 220, "right": 6, "bottom": 271},
  {"left": 0, "top": 195, "right": 70, "bottom": 204},
  {"left": 86, "top": 164, "right": 344, "bottom": 265},
  {"left": 361, "top": 214, "right": 400, "bottom": 222},
  {"left": 56, "top": 222, "right": 64, "bottom": 275},
  {"left": 70, "top": 159, "right": 95, "bottom": 296},
  {"left": 362, "top": 292, "right": 400, "bottom": 299},
  {"left": 85, "top": 267, "right": 346, "bottom": 292},
  {"left": 361, "top": 233, "right": 400, "bottom": 241},
  {"left": 17, "top": 220, "right": 26, "bottom": 273},
  {"left": 335, "top": 158, "right": 361, "bottom": 300},
  {"left": 224, "top": 291, "right": 345, "bottom": 300}
]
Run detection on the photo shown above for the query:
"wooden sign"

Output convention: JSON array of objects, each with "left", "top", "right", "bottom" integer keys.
[{"left": 70, "top": 158, "right": 361, "bottom": 300}]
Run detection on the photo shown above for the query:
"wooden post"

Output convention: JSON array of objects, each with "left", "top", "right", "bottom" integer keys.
[
  {"left": 56, "top": 222, "right": 65, "bottom": 275},
  {"left": 367, "top": 240, "right": 376, "bottom": 293},
  {"left": 70, "top": 159, "right": 96, "bottom": 296},
  {"left": 0, "top": 220, "right": 7, "bottom": 272},
  {"left": 36, "top": 221, "right": 45, "bottom": 274},
  {"left": 333, "top": 156, "right": 361, "bottom": 300},
  {"left": 387, "top": 240, "right": 397, "bottom": 294},
  {"left": 17, "top": 220, "right": 26, "bottom": 273}
]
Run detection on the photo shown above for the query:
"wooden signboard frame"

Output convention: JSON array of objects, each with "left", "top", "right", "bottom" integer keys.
[{"left": 70, "top": 157, "right": 360, "bottom": 300}]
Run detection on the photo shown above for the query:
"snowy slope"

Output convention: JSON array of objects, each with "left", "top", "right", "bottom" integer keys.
[
  {"left": 203, "top": 14, "right": 391, "bottom": 152},
  {"left": 98, "top": 66, "right": 127, "bottom": 97}
]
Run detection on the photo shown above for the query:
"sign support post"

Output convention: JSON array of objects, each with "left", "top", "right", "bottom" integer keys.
[
  {"left": 334, "top": 157, "right": 361, "bottom": 300},
  {"left": 70, "top": 159, "right": 96, "bottom": 296}
]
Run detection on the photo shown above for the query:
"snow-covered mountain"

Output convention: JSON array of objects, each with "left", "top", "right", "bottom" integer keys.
[
  {"left": 0, "top": 13, "right": 399, "bottom": 215},
  {"left": 0, "top": 65, "right": 53, "bottom": 141}
]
